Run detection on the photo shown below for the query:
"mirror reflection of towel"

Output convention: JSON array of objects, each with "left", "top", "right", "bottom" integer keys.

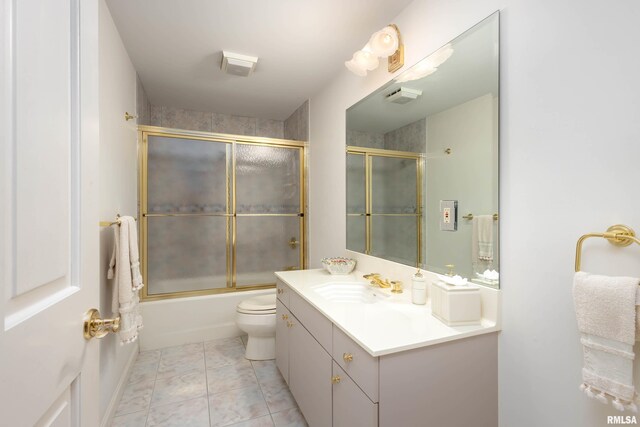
[{"left": 472, "top": 215, "right": 493, "bottom": 263}]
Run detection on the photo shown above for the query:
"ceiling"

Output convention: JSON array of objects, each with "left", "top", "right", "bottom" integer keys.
[{"left": 106, "top": 0, "right": 414, "bottom": 120}]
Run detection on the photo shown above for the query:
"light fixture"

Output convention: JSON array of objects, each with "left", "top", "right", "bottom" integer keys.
[
  {"left": 394, "top": 44, "right": 454, "bottom": 83},
  {"left": 345, "top": 24, "right": 404, "bottom": 77}
]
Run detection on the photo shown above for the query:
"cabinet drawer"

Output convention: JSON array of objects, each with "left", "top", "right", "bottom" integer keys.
[
  {"left": 289, "top": 291, "right": 332, "bottom": 353},
  {"left": 333, "top": 325, "right": 379, "bottom": 402},
  {"left": 276, "top": 279, "right": 290, "bottom": 307},
  {"left": 332, "top": 361, "right": 378, "bottom": 427}
]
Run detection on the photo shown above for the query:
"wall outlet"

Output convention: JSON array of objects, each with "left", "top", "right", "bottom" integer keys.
[{"left": 440, "top": 200, "right": 457, "bottom": 231}]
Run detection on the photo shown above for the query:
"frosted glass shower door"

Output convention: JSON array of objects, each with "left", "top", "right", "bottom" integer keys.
[
  {"left": 370, "top": 155, "right": 420, "bottom": 265},
  {"left": 346, "top": 153, "right": 366, "bottom": 254},
  {"left": 234, "top": 143, "right": 303, "bottom": 287},
  {"left": 144, "top": 135, "right": 232, "bottom": 297}
]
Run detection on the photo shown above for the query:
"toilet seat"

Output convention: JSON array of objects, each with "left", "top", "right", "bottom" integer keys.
[{"left": 237, "top": 294, "right": 276, "bottom": 315}]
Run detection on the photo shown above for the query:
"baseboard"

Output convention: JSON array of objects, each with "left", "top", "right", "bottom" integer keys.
[{"left": 100, "top": 342, "right": 139, "bottom": 427}]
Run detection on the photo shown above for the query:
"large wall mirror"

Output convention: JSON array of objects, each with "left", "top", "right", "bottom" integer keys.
[{"left": 346, "top": 12, "right": 500, "bottom": 287}]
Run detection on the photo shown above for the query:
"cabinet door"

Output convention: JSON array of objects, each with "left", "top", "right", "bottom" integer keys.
[
  {"left": 277, "top": 279, "right": 290, "bottom": 307},
  {"left": 332, "top": 362, "right": 378, "bottom": 427},
  {"left": 289, "top": 317, "right": 332, "bottom": 427},
  {"left": 276, "top": 300, "right": 290, "bottom": 384}
]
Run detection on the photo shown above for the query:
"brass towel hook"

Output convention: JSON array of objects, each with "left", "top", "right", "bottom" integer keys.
[{"left": 575, "top": 224, "right": 640, "bottom": 272}]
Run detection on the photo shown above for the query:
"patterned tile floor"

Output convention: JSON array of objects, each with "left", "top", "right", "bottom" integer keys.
[{"left": 111, "top": 336, "right": 307, "bottom": 427}]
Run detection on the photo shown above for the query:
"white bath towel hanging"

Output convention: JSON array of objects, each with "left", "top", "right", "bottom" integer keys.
[
  {"left": 573, "top": 271, "right": 640, "bottom": 412},
  {"left": 472, "top": 215, "right": 494, "bottom": 263},
  {"left": 107, "top": 216, "right": 144, "bottom": 344}
]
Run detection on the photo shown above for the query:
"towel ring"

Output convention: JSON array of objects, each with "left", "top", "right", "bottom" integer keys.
[{"left": 575, "top": 224, "right": 640, "bottom": 272}]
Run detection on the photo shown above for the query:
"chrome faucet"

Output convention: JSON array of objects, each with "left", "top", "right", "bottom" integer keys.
[{"left": 363, "top": 273, "right": 392, "bottom": 288}]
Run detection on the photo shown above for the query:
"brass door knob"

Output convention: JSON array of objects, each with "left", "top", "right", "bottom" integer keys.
[
  {"left": 287, "top": 320, "right": 294, "bottom": 328},
  {"left": 282, "top": 314, "right": 289, "bottom": 320},
  {"left": 83, "top": 308, "right": 120, "bottom": 340},
  {"left": 343, "top": 352, "right": 354, "bottom": 362},
  {"left": 331, "top": 375, "right": 341, "bottom": 384}
]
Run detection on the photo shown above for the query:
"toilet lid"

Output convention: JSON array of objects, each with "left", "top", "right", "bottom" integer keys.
[{"left": 237, "top": 294, "right": 277, "bottom": 312}]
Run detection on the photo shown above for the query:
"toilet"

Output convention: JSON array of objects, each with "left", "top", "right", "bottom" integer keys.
[{"left": 235, "top": 293, "right": 277, "bottom": 360}]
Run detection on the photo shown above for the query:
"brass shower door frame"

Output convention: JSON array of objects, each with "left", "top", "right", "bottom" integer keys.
[
  {"left": 346, "top": 146, "right": 423, "bottom": 267},
  {"left": 139, "top": 126, "right": 307, "bottom": 301}
]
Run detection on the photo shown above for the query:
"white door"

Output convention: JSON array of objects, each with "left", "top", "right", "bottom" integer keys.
[{"left": 0, "top": 0, "right": 100, "bottom": 426}]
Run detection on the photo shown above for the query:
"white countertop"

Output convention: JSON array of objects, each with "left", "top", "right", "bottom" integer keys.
[{"left": 275, "top": 268, "right": 500, "bottom": 357}]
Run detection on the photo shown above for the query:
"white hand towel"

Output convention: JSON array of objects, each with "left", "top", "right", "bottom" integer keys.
[
  {"left": 107, "top": 216, "right": 144, "bottom": 344},
  {"left": 573, "top": 271, "right": 640, "bottom": 411},
  {"left": 472, "top": 215, "right": 494, "bottom": 263}
]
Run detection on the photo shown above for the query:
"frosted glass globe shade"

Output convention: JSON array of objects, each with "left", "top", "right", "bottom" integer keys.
[
  {"left": 353, "top": 50, "right": 379, "bottom": 71},
  {"left": 345, "top": 59, "right": 367, "bottom": 76},
  {"left": 369, "top": 26, "right": 399, "bottom": 57}
]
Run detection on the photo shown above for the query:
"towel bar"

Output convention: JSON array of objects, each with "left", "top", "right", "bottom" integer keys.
[
  {"left": 575, "top": 224, "right": 640, "bottom": 272},
  {"left": 99, "top": 213, "right": 137, "bottom": 227},
  {"left": 462, "top": 213, "right": 498, "bottom": 221}
]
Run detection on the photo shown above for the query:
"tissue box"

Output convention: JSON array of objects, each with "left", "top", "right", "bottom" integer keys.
[{"left": 431, "top": 281, "right": 481, "bottom": 326}]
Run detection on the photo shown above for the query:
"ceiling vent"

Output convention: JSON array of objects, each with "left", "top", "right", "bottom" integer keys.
[
  {"left": 221, "top": 51, "right": 258, "bottom": 77},
  {"left": 384, "top": 87, "right": 422, "bottom": 104}
]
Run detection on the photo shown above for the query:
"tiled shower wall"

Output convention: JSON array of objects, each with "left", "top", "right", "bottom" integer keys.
[
  {"left": 346, "top": 118, "right": 426, "bottom": 153},
  {"left": 136, "top": 74, "right": 152, "bottom": 125},
  {"left": 148, "top": 106, "right": 286, "bottom": 140},
  {"left": 135, "top": 77, "right": 309, "bottom": 142},
  {"left": 283, "top": 100, "right": 309, "bottom": 141}
]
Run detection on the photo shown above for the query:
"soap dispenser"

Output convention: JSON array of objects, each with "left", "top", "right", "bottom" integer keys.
[{"left": 412, "top": 269, "right": 427, "bottom": 305}]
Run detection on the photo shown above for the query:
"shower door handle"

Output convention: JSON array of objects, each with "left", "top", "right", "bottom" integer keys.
[{"left": 288, "top": 237, "right": 299, "bottom": 249}]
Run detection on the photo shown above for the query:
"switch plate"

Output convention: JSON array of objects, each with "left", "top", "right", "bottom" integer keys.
[{"left": 440, "top": 200, "right": 457, "bottom": 231}]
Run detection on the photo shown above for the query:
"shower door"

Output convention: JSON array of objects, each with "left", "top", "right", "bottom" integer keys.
[
  {"left": 143, "top": 135, "right": 232, "bottom": 298},
  {"left": 234, "top": 143, "right": 303, "bottom": 287},
  {"left": 347, "top": 147, "right": 422, "bottom": 266},
  {"left": 140, "top": 129, "right": 305, "bottom": 300}
]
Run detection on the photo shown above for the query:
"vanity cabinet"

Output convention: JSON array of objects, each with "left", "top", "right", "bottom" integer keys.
[
  {"left": 275, "top": 278, "right": 498, "bottom": 427},
  {"left": 277, "top": 279, "right": 376, "bottom": 427}
]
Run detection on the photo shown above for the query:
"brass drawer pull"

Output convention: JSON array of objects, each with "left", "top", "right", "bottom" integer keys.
[
  {"left": 343, "top": 352, "right": 354, "bottom": 362},
  {"left": 277, "top": 288, "right": 283, "bottom": 294},
  {"left": 287, "top": 320, "right": 294, "bottom": 328},
  {"left": 282, "top": 314, "right": 289, "bottom": 320},
  {"left": 331, "top": 375, "right": 341, "bottom": 384}
]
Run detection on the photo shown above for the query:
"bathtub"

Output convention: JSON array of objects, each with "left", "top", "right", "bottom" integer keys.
[{"left": 139, "top": 288, "right": 274, "bottom": 351}]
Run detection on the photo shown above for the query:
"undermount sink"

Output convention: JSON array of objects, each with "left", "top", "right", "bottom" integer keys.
[{"left": 311, "top": 282, "right": 390, "bottom": 304}]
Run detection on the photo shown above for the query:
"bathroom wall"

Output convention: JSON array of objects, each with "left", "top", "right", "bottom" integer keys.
[
  {"left": 98, "top": 1, "right": 139, "bottom": 424},
  {"left": 308, "top": 1, "right": 640, "bottom": 426},
  {"left": 146, "top": 104, "right": 286, "bottom": 139},
  {"left": 425, "top": 93, "right": 497, "bottom": 277}
]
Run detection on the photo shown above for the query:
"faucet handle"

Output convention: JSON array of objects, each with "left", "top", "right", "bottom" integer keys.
[
  {"left": 390, "top": 280, "right": 403, "bottom": 294},
  {"left": 445, "top": 264, "right": 455, "bottom": 276},
  {"left": 363, "top": 273, "right": 380, "bottom": 279}
]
